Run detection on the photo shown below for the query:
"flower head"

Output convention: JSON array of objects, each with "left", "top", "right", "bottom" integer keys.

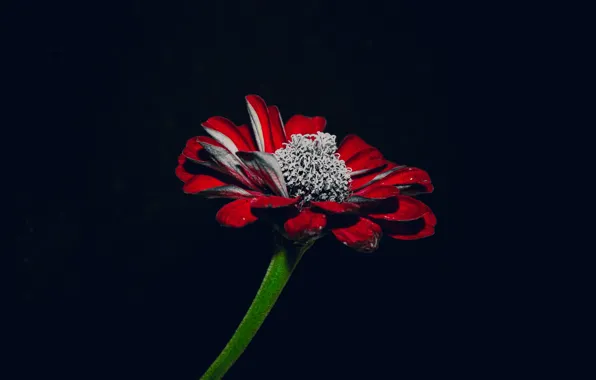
[{"left": 176, "top": 95, "right": 435, "bottom": 252}]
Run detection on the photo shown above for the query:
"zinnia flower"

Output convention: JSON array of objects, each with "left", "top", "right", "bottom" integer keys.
[{"left": 176, "top": 95, "right": 435, "bottom": 252}]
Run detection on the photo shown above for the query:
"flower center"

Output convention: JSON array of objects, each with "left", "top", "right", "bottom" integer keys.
[{"left": 274, "top": 132, "right": 352, "bottom": 205}]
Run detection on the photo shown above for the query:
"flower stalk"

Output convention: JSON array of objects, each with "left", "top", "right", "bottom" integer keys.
[{"left": 199, "top": 237, "right": 315, "bottom": 380}]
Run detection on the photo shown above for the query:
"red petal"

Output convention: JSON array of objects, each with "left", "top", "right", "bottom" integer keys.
[
  {"left": 350, "top": 166, "right": 386, "bottom": 190},
  {"left": 182, "top": 174, "right": 228, "bottom": 194},
  {"left": 236, "top": 124, "right": 257, "bottom": 151},
  {"left": 251, "top": 196, "right": 298, "bottom": 208},
  {"left": 177, "top": 139, "right": 226, "bottom": 184},
  {"left": 331, "top": 217, "right": 383, "bottom": 253},
  {"left": 284, "top": 209, "right": 327, "bottom": 240},
  {"left": 345, "top": 147, "right": 385, "bottom": 175},
  {"left": 202, "top": 116, "right": 252, "bottom": 152},
  {"left": 351, "top": 163, "right": 408, "bottom": 191},
  {"left": 350, "top": 162, "right": 399, "bottom": 190},
  {"left": 312, "top": 116, "right": 327, "bottom": 132},
  {"left": 284, "top": 115, "right": 326, "bottom": 139},
  {"left": 216, "top": 199, "right": 258, "bottom": 228},
  {"left": 181, "top": 136, "right": 223, "bottom": 162},
  {"left": 368, "top": 195, "right": 430, "bottom": 221},
  {"left": 175, "top": 166, "right": 193, "bottom": 183},
  {"left": 337, "top": 135, "right": 375, "bottom": 162},
  {"left": 375, "top": 167, "right": 433, "bottom": 193},
  {"left": 348, "top": 186, "right": 400, "bottom": 204},
  {"left": 311, "top": 201, "right": 360, "bottom": 214},
  {"left": 354, "top": 185, "right": 400, "bottom": 198},
  {"left": 382, "top": 209, "right": 437, "bottom": 240},
  {"left": 246, "top": 95, "right": 275, "bottom": 153},
  {"left": 268, "top": 105, "right": 287, "bottom": 151},
  {"left": 175, "top": 155, "right": 194, "bottom": 183},
  {"left": 181, "top": 137, "right": 202, "bottom": 162}
]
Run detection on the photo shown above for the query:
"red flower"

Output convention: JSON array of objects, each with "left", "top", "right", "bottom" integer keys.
[{"left": 176, "top": 95, "right": 436, "bottom": 252}]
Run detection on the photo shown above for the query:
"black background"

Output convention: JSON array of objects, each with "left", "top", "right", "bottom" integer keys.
[{"left": 11, "top": 1, "right": 472, "bottom": 379}]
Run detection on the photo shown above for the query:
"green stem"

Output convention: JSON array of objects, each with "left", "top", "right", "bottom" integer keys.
[{"left": 199, "top": 238, "right": 314, "bottom": 380}]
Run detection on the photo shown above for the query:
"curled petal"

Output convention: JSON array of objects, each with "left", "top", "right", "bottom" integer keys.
[
  {"left": 246, "top": 95, "right": 275, "bottom": 153},
  {"left": 216, "top": 199, "right": 258, "bottom": 227},
  {"left": 251, "top": 196, "right": 298, "bottom": 208},
  {"left": 336, "top": 134, "right": 374, "bottom": 162},
  {"left": 236, "top": 151, "right": 289, "bottom": 197},
  {"left": 368, "top": 195, "right": 430, "bottom": 221},
  {"left": 381, "top": 210, "right": 437, "bottom": 240},
  {"left": 181, "top": 137, "right": 203, "bottom": 162},
  {"left": 284, "top": 115, "right": 326, "bottom": 139},
  {"left": 311, "top": 201, "right": 360, "bottom": 214},
  {"left": 331, "top": 217, "right": 383, "bottom": 253},
  {"left": 175, "top": 166, "right": 193, "bottom": 183},
  {"left": 284, "top": 209, "right": 327, "bottom": 240},
  {"left": 268, "top": 105, "right": 287, "bottom": 151},
  {"left": 345, "top": 147, "right": 386, "bottom": 176},
  {"left": 175, "top": 155, "right": 194, "bottom": 183},
  {"left": 352, "top": 164, "right": 433, "bottom": 193},
  {"left": 375, "top": 167, "right": 433, "bottom": 194},
  {"left": 202, "top": 116, "right": 252, "bottom": 153}
]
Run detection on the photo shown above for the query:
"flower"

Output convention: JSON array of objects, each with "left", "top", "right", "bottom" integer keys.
[{"left": 176, "top": 95, "right": 436, "bottom": 252}]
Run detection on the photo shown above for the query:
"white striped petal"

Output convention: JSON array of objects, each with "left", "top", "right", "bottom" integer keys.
[
  {"left": 199, "top": 185, "right": 257, "bottom": 199},
  {"left": 236, "top": 151, "right": 289, "bottom": 197},
  {"left": 203, "top": 127, "right": 239, "bottom": 153},
  {"left": 199, "top": 142, "right": 258, "bottom": 190},
  {"left": 353, "top": 165, "right": 407, "bottom": 191},
  {"left": 246, "top": 99, "right": 265, "bottom": 152}
]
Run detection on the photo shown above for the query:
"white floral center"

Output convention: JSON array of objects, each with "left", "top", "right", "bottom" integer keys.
[{"left": 274, "top": 132, "right": 352, "bottom": 205}]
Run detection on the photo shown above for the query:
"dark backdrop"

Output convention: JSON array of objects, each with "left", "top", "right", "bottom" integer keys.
[{"left": 13, "top": 1, "right": 460, "bottom": 379}]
